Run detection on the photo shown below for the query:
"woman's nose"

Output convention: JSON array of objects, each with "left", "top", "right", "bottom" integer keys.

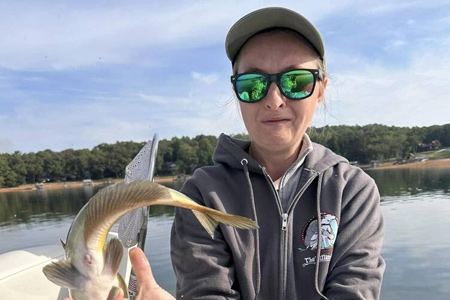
[{"left": 264, "top": 82, "right": 286, "bottom": 110}]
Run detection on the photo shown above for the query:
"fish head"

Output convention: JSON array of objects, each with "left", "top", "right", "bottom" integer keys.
[
  {"left": 43, "top": 201, "right": 118, "bottom": 299},
  {"left": 66, "top": 239, "right": 127, "bottom": 300},
  {"left": 44, "top": 233, "right": 126, "bottom": 299}
]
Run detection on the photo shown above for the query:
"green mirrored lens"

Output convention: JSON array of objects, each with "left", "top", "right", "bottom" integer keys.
[
  {"left": 235, "top": 74, "right": 267, "bottom": 102},
  {"left": 280, "top": 70, "right": 314, "bottom": 99}
]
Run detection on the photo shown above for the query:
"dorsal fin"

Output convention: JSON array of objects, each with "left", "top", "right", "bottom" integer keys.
[{"left": 60, "top": 239, "right": 66, "bottom": 250}]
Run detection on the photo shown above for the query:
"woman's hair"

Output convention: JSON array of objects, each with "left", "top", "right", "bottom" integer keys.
[{"left": 232, "top": 28, "right": 327, "bottom": 80}]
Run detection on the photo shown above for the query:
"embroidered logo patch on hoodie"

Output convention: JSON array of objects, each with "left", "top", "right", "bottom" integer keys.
[
  {"left": 299, "top": 213, "right": 339, "bottom": 252},
  {"left": 298, "top": 213, "right": 339, "bottom": 266}
]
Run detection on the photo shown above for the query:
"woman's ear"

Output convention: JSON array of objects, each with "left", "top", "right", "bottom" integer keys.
[{"left": 317, "top": 76, "right": 328, "bottom": 104}]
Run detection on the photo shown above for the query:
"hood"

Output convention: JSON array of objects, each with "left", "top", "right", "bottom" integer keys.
[{"left": 213, "top": 133, "right": 348, "bottom": 174}]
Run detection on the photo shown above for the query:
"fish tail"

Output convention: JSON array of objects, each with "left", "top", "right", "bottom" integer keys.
[{"left": 191, "top": 205, "right": 258, "bottom": 239}]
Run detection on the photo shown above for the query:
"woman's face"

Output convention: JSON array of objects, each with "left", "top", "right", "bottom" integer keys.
[{"left": 235, "top": 31, "right": 327, "bottom": 154}]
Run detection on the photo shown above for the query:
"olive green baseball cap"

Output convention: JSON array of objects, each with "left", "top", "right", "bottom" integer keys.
[{"left": 225, "top": 7, "right": 325, "bottom": 65}]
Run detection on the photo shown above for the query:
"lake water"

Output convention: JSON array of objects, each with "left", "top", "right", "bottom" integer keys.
[{"left": 1, "top": 168, "right": 449, "bottom": 299}]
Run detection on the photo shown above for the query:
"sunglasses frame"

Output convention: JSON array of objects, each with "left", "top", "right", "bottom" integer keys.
[{"left": 231, "top": 68, "right": 323, "bottom": 103}]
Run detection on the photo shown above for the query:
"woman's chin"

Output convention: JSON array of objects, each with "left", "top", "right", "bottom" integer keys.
[{"left": 255, "top": 135, "right": 297, "bottom": 150}]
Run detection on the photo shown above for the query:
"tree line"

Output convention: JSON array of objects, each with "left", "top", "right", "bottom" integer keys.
[{"left": 1, "top": 124, "right": 449, "bottom": 188}]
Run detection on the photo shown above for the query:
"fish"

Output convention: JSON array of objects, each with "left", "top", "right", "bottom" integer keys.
[{"left": 43, "top": 180, "right": 258, "bottom": 300}]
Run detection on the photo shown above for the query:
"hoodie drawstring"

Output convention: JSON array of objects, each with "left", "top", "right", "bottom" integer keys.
[
  {"left": 241, "top": 158, "right": 261, "bottom": 298},
  {"left": 315, "top": 174, "right": 330, "bottom": 300}
]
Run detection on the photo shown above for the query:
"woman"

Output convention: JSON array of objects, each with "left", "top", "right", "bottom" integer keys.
[
  {"left": 68, "top": 7, "right": 385, "bottom": 300},
  {"left": 171, "top": 7, "right": 385, "bottom": 300}
]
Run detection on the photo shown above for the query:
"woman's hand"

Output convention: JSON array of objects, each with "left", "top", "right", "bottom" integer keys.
[
  {"left": 124, "top": 247, "right": 175, "bottom": 300},
  {"left": 63, "top": 247, "right": 175, "bottom": 300}
]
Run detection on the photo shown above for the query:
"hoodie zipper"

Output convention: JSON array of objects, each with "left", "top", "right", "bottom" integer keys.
[
  {"left": 281, "top": 213, "right": 288, "bottom": 231},
  {"left": 262, "top": 167, "right": 318, "bottom": 300},
  {"left": 261, "top": 168, "right": 287, "bottom": 299}
]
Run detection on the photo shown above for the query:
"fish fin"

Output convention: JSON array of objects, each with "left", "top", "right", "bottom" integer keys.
[
  {"left": 60, "top": 239, "right": 66, "bottom": 250},
  {"left": 192, "top": 210, "right": 218, "bottom": 239},
  {"left": 43, "top": 260, "right": 86, "bottom": 290},
  {"left": 164, "top": 189, "right": 258, "bottom": 238},
  {"left": 107, "top": 286, "right": 125, "bottom": 299},
  {"left": 117, "top": 273, "right": 129, "bottom": 296},
  {"left": 103, "top": 238, "right": 124, "bottom": 277},
  {"left": 192, "top": 206, "right": 259, "bottom": 239}
]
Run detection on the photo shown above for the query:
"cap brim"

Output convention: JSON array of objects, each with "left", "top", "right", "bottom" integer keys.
[{"left": 225, "top": 7, "right": 325, "bottom": 63}]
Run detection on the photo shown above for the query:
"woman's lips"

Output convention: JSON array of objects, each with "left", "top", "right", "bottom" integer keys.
[{"left": 262, "top": 118, "right": 290, "bottom": 124}]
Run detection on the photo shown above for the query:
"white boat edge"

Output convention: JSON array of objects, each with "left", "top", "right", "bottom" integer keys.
[{"left": 0, "top": 232, "right": 134, "bottom": 300}]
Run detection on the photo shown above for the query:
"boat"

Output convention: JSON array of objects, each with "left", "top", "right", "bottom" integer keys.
[
  {"left": 0, "top": 232, "right": 134, "bottom": 300},
  {"left": 82, "top": 179, "right": 93, "bottom": 186}
]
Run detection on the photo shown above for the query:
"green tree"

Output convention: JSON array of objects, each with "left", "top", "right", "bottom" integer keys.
[
  {"left": 0, "top": 154, "right": 10, "bottom": 187},
  {"left": 61, "top": 149, "right": 78, "bottom": 180},
  {"left": 7, "top": 151, "right": 27, "bottom": 185},
  {"left": 176, "top": 143, "right": 198, "bottom": 174},
  {"left": 2, "top": 123, "right": 449, "bottom": 187},
  {"left": 90, "top": 147, "right": 107, "bottom": 179},
  {"left": 231, "top": 133, "right": 250, "bottom": 141},
  {"left": 195, "top": 135, "right": 216, "bottom": 166},
  {"left": 102, "top": 141, "right": 143, "bottom": 178},
  {"left": 76, "top": 149, "right": 92, "bottom": 179},
  {"left": 23, "top": 153, "right": 44, "bottom": 183},
  {"left": 37, "top": 149, "right": 65, "bottom": 181},
  {"left": 155, "top": 140, "right": 173, "bottom": 175}
]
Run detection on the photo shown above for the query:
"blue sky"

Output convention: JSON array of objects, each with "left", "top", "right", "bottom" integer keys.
[{"left": 1, "top": 0, "right": 449, "bottom": 153}]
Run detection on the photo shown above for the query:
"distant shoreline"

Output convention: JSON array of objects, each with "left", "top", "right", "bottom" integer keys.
[
  {"left": 1, "top": 158, "right": 450, "bottom": 193},
  {"left": 361, "top": 158, "right": 450, "bottom": 170},
  {"left": 0, "top": 175, "right": 178, "bottom": 194}
]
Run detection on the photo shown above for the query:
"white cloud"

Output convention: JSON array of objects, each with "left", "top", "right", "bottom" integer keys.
[
  {"left": 359, "top": 2, "right": 415, "bottom": 15},
  {"left": 80, "top": 120, "right": 154, "bottom": 145},
  {"left": 407, "top": 19, "right": 416, "bottom": 25},
  {"left": 318, "top": 36, "right": 450, "bottom": 127},
  {"left": 136, "top": 94, "right": 168, "bottom": 104},
  {"left": 355, "top": 0, "right": 449, "bottom": 16},
  {"left": 383, "top": 39, "right": 406, "bottom": 51},
  {"left": 0, "top": 2, "right": 245, "bottom": 70},
  {"left": 0, "top": 0, "right": 366, "bottom": 71},
  {"left": 0, "top": 85, "right": 245, "bottom": 152},
  {"left": 191, "top": 72, "right": 220, "bottom": 85}
]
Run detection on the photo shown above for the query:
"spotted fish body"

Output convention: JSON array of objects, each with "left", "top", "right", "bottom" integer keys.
[{"left": 43, "top": 180, "right": 258, "bottom": 300}]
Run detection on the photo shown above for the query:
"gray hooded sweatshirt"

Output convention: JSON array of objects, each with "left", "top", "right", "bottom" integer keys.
[{"left": 171, "top": 134, "right": 385, "bottom": 300}]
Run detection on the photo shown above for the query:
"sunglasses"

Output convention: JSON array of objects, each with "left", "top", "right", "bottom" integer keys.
[{"left": 231, "top": 69, "right": 323, "bottom": 103}]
